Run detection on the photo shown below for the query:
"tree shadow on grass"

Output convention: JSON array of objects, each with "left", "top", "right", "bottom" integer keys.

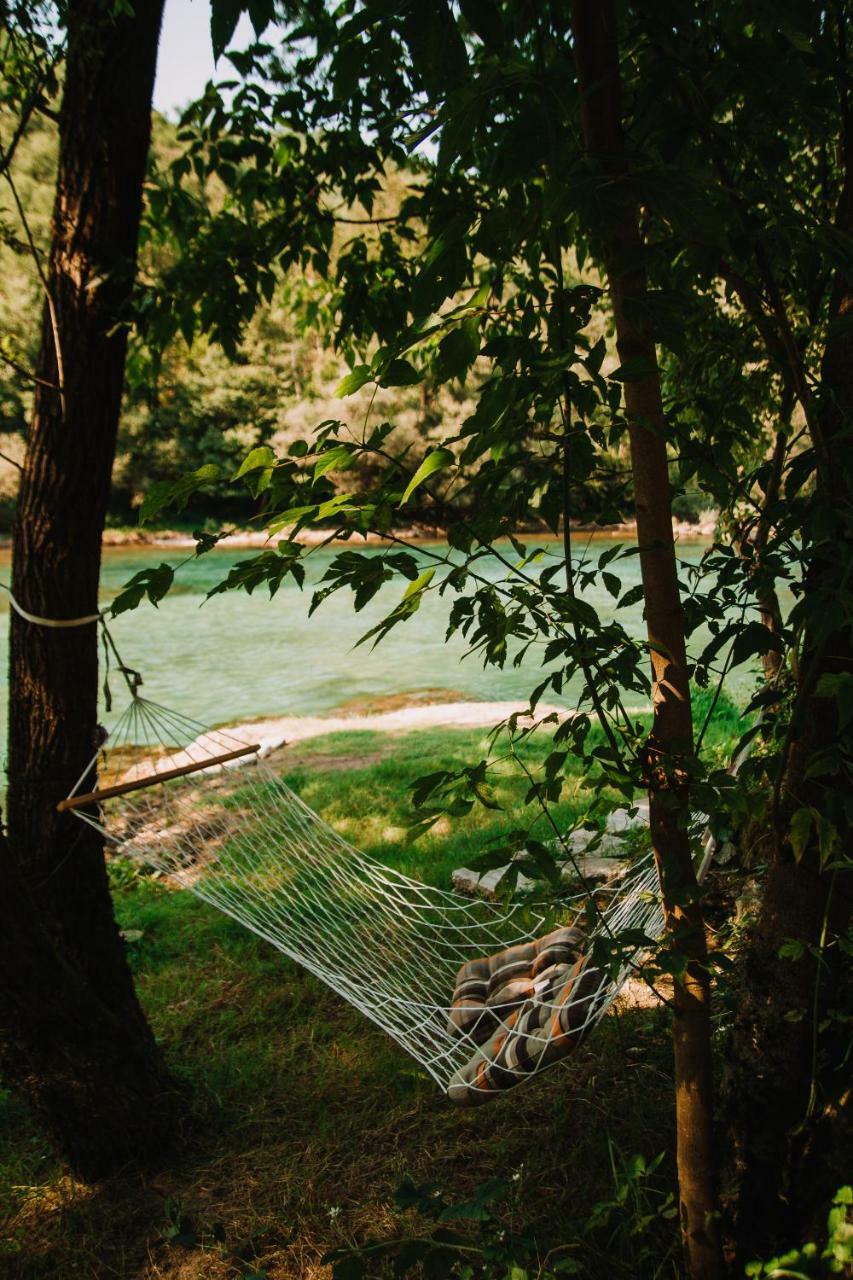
[{"left": 1, "top": 888, "right": 675, "bottom": 1280}]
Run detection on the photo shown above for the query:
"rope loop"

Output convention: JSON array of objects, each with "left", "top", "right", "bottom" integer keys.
[{"left": 0, "top": 583, "right": 101, "bottom": 628}]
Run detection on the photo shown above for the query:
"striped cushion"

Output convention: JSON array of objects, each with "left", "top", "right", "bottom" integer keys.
[
  {"left": 446, "top": 930, "right": 600, "bottom": 1106},
  {"left": 447, "top": 925, "right": 587, "bottom": 1044}
]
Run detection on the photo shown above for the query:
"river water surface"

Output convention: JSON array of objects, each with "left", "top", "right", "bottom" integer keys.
[{"left": 0, "top": 536, "right": 748, "bottom": 732}]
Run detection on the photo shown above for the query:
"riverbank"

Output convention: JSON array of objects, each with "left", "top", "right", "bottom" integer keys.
[
  {"left": 215, "top": 697, "right": 643, "bottom": 758},
  {"left": 87, "top": 513, "right": 715, "bottom": 549},
  {"left": 0, "top": 721, "right": 677, "bottom": 1280}
]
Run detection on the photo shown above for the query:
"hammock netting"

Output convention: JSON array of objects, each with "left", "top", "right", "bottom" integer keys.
[{"left": 66, "top": 694, "right": 665, "bottom": 1104}]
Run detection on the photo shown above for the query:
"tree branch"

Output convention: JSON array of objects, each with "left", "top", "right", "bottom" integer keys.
[{"left": 2, "top": 168, "right": 65, "bottom": 417}]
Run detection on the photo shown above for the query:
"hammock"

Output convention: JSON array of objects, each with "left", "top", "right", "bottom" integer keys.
[{"left": 62, "top": 693, "right": 669, "bottom": 1104}]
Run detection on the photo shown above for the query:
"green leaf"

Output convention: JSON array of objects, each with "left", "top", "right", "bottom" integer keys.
[
  {"left": 781, "top": 28, "right": 813, "bottom": 54},
  {"left": 314, "top": 445, "right": 354, "bottom": 481},
  {"left": 457, "top": 0, "right": 503, "bottom": 52},
  {"left": 194, "top": 530, "right": 223, "bottom": 556},
  {"left": 789, "top": 807, "right": 814, "bottom": 861},
  {"left": 399, "top": 449, "right": 454, "bottom": 506},
  {"left": 466, "top": 848, "right": 515, "bottom": 873},
  {"left": 585, "top": 336, "right": 606, "bottom": 375},
  {"left": 401, "top": 567, "right": 436, "bottom": 602},
  {"left": 245, "top": 0, "right": 275, "bottom": 38},
  {"left": 433, "top": 320, "right": 480, "bottom": 382},
  {"left": 730, "top": 621, "right": 784, "bottom": 667},
  {"left": 617, "top": 583, "right": 645, "bottom": 609},
  {"left": 110, "top": 563, "right": 175, "bottom": 616},
  {"left": 815, "top": 672, "right": 853, "bottom": 730},
  {"left": 608, "top": 357, "right": 660, "bottom": 382},
  {"left": 335, "top": 364, "right": 372, "bottom": 397},
  {"left": 354, "top": 568, "right": 436, "bottom": 650},
  {"left": 379, "top": 358, "right": 422, "bottom": 387},
  {"left": 402, "top": 0, "right": 468, "bottom": 94},
  {"left": 210, "top": 0, "right": 243, "bottom": 60},
  {"left": 316, "top": 493, "right": 356, "bottom": 520},
  {"left": 139, "top": 464, "right": 220, "bottom": 524},
  {"left": 439, "top": 1177, "right": 507, "bottom": 1221},
  {"left": 234, "top": 445, "right": 276, "bottom": 479}
]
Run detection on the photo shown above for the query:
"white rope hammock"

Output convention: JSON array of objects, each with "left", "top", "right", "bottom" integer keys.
[{"left": 64, "top": 694, "right": 668, "bottom": 1104}]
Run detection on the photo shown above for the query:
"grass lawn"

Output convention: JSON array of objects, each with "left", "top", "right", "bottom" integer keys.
[{"left": 0, "top": 696, "right": 743, "bottom": 1279}]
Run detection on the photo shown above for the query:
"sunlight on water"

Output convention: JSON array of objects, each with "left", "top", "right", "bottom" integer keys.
[{"left": 0, "top": 536, "right": 750, "bottom": 731}]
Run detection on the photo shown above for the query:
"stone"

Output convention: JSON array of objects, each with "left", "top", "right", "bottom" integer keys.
[
  {"left": 604, "top": 802, "right": 649, "bottom": 833},
  {"left": 451, "top": 804, "right": 649, "bottom": 901},
  {"left": 452, "top": 851, "right": 627, "bottom": 901}
]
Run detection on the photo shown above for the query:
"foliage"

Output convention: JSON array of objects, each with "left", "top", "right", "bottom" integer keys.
[
  {"left": 0, "top": 100, "right": 490, "bottom": 527},
  {"left": 0, "top": 7, "right": 59, "bottom": 456},
  {"left": 744, "top": 1187, "right": 852, "bottom": 1278},
  {"left": 324, "top": 1149, "right": 681, "bottom": 1279},
  {"left": 2, "top": 0, "right": 851, "bottom": 1266},
  {"left": 129, "top": 0, "right": 826, "bottom": 921}
]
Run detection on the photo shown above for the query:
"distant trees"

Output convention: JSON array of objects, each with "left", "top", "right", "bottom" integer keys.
[
  {"left": 1, "top": 114, "right": 499, "bottom": 528},
  {"left": 0, "top": 109, "right": 295, "bottom": 523}
]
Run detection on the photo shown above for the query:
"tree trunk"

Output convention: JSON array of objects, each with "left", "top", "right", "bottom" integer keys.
[
  {"left": 726, "top": 32, "right": 853, "bottom": 1254},
  {"left": 738, "top": 423, "right": 787, "bottom": 685},
  {"left": 0, "top": 0, "right": 181, "bottom": 1180},
  {"left": 571, "top": 5, "right": 723, "bottom": 1277}
]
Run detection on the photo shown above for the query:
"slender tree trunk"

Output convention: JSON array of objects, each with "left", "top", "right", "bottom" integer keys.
[
  {"left": 740, "top": 423, "right": 787, "bottom": 685},
  {"left": 0, "top": 0, "right": 181, "bottom": 1180},
  {"left": 571, "top": 5, "right": 723, "bottom": 1277}
]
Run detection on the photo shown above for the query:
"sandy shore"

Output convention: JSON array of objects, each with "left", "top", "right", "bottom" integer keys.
[
  {"left": 231, "top": 699, "right": 573, "bottom": 755},
  {"left": 0, "top": 518, "right": 716, "bottom": 552},
  {"left": 99, "top": 525, "right": 427, "bottom": 550},
  {"left": 93, "top": 516, "right": 715, "bottom": 551},
  {"left": 146, "top": 697, "right": 652, "bottom": 775}
]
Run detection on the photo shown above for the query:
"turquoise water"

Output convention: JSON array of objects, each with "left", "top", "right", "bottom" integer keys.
[{"left": 0, "top": 537, "right": 745, "bottom": 730}]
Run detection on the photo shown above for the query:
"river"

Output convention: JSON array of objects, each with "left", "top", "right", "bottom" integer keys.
[{"left": 0, "top": 535, "right": 746, "bottom": 732}]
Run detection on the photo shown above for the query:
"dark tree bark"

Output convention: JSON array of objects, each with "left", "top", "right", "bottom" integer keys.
[
  {"left": 725, "top": 22, "right": 853, "bottom": 1253},
  {"left": 0, "top": 0, "right": 182, "bottom": 1180},
  {"left": 571, "top": 5, "right": 723, "bottom": 1277},
  {"left": 737, "top": 422, "right": 787, "bottom": 685}
]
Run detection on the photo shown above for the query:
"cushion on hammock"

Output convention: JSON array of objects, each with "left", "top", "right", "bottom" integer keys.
[
  {"left": 447, "top": 952, "right": 602, "bottom": 1106},
  {"left": 447, "top": 925, "right": 587, "bottom": 1045}
]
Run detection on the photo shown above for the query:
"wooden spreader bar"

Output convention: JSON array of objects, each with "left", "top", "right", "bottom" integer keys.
[{"left": 57, "top": 743, "right": 261, "bottom": 813}]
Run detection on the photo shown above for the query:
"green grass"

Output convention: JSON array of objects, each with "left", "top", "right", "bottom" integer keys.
[
  {"left": 274, "top": 724, "right": 595, "bottom": 886},
  {"left": 0, "top": 706, "right": 743, "bottom": 1279},
  {"left": 268, "top": 685, "right": 744, "bottom": 887}
]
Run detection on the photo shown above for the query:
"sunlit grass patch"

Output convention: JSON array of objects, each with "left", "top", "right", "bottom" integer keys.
[{"left": 274, "top": 726, "right": 601, "bottom": 887}]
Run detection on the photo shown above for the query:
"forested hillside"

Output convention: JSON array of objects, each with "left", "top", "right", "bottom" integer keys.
[
  {"left": 1, "top": 106, "right": 702, "bottom": 533},
  {"left": 0, "top": 111, "right": 477, "bottom": 526},
  {"left": 0, "top": 113, "right": 519, "bottom": 530}
]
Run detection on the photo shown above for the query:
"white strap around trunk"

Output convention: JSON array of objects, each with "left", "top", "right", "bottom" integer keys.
[{"left": 0, "top": 583, "right": 101, "bottom": 628}]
